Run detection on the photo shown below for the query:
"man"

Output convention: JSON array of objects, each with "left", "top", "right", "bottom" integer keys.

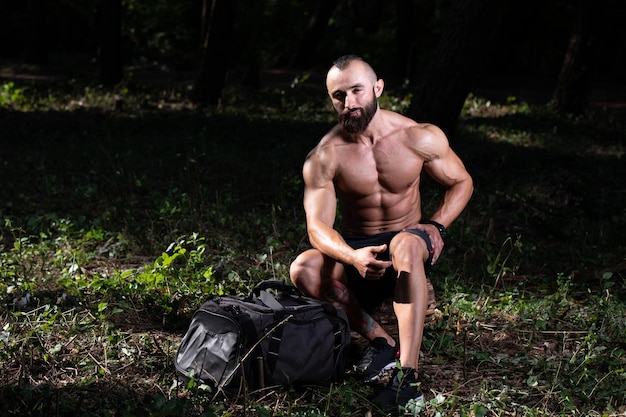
[{"left": 289, "top": 55, "right": 473, "bottom": 413}]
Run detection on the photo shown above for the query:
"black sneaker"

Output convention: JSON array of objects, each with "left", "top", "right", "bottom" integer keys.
[
  {"left": 373, "top": 367, "right": 424, "bottom": 415},
  {"left": 355, "top": 337, "right": 399, "bottom": 381}
]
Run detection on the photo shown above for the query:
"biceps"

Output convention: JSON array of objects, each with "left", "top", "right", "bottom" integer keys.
[{"left": 425, "top": 152, "right": 470, "bottom": 187}]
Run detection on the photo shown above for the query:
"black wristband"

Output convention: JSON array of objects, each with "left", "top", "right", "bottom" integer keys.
[{"left": 423, "top": 220, "right": 447, "bottom": 239}]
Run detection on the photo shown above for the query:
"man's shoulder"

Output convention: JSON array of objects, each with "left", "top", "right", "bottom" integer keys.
[
  {"left": 305, "top": 127, "right": 344, "bottom": 163},
  {"left": 403, "top": 120, "right": 447, "bottom": 144},
  {"left": 310, "top": 126, "right": 350, "bottom": 153},
  {"left": 321, "top": 124, "right": 349, "bottom": 142},
  {"left": 379, "top": 113, "right": 449, "bottom": 158},
  {"left": 381, "top": 110, "right": 441, "bottom": 137}
]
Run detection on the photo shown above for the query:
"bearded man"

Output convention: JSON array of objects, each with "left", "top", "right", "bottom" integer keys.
[{"left": 289, "top": 55, "right": 473, "bottom": 414}]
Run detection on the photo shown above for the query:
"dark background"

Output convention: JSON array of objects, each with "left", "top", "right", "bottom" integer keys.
[{"left": 2, "top": 0, "right": 625, "bottom": 126}]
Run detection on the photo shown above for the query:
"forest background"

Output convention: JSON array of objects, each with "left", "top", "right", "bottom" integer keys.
[{"left": 1, "top": 1, "right": 625, "bottom": 416}]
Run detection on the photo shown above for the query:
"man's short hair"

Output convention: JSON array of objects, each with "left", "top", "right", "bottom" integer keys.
[
  {"left": 331, "top": 55, "right": 378, "bottom": 82},
  {"left": 332, "top": 54, "right": 365, "bottom": 70}
]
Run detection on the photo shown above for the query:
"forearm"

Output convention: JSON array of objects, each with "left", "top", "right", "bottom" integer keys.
[
  {"left": 308, "top": 223, "right": 356, "bottom": 265},
  {"left": 429, "top": 176, "right": 473, "bottom": 227}
]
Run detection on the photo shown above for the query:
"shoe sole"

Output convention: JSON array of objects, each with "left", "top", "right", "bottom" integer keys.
[
  {"left": 363, "top": 360, "right": 397, "bottom": 382},
  {"left": 401, "top": 395, "right": 425, "bottom": 415}
]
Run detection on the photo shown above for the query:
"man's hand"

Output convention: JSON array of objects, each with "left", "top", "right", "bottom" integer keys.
[
  {"left": 411, "top": 224, "right": 445, "bottom": 265},
  {"left": 352, "top": 244, "right": 393, "bottom": 280}
]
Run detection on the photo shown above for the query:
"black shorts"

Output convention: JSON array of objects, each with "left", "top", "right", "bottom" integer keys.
[{"left": 343, "top": 229, "right": 433, "bottom": 311}]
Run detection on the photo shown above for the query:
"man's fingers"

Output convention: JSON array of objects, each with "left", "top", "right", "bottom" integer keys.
[
  {"left": 376, "top": 260, "right": 393, "bottom": 269},
  {"left": 371, "top": 244, "right": 387, "bottom": 254}
]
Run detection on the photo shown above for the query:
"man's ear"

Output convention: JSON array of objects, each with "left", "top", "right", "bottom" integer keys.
[{"left": 375, "top": 79, "right": 384, "bottom": 97}]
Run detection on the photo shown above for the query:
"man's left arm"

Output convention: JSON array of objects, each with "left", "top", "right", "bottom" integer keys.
[
  {"left": 415, "top": 125, "right": 474, "bottom": 262},
  {"left": 424, "top": 149, "right": 473, "bottom": 228}
]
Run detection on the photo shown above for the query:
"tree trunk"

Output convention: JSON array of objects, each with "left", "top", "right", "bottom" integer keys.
[
  {"left": 551, "top": 0, "right": 598, "bottom": 115},
  {"left": 98, "top": 0, "right": 123, "bottom": 87},
  {"left": 393, "top": 0, "right": 415, "bottom": 80},
  {"left": 291, "top": 0, "right": 338, "bottom": 70},
  {"left": 193, "top": 0, "right": 238, "bottom": 107},
  {"left": 23, "top": 0, "right": 49, "bottom": 65},
  {"left": 407, "top": 0, "right": 500, "bottom": 136},
  {"left": 237, "top": 1, "right": 264, "bottom": 90}
]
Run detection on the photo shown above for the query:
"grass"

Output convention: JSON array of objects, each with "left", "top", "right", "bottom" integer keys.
[{"left": 0, "top": 74, "right": 625, "bottom": 416}]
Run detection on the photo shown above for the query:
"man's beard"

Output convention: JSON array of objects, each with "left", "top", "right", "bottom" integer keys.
[{"left": 338, "top": 94, "right": 378, "bottom": 134}]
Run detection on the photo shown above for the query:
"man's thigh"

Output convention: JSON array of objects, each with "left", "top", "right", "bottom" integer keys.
[
  {"left": 346, "top": 269, "right": 396, "bottom": 311},
  {"left": 292, "top": 249, "right": 346, "bottom": 298}
]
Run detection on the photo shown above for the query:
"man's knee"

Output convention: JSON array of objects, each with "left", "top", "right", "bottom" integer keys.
[
  {"left": 289, "top": 252, "right": 309, "bottom": 286},
  {"left": 289, "top": 250, "right": 325, "bottom": 296},
  {"left": 390, "top": 233, "right": 430, "bottom": 267}
]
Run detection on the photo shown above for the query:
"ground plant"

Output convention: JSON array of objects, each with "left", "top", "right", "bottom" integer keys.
[{"left": 0, "top": 74, "right": 625, "bottom": 416}]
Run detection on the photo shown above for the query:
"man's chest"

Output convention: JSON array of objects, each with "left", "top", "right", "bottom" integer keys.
[{"left": 334, "top": 143, "right": 423, "bottom": 195}]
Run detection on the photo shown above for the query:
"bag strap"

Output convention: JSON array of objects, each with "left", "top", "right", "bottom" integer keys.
[
  {"left": 258, "top": 290, "right": 285, "bottom": 311},
  {"left": 332, "top": 321, "right": 344, "bottom": 362},
  {"left": 252, "top": 285, "right": 290, "bottom": 378},
  {"left": 253, "top": 280, "right": 298, "bottom": 312},
  {"left": 265, "top": 323, "right": 285, "bottom": 374}
]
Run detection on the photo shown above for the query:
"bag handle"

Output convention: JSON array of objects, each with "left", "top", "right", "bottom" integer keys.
[
  {"left": 252, "top": 280, "right": 301, "bottom": 297},
  {"left": 252, "top": 280, "right": 303, "bottom": 312}
]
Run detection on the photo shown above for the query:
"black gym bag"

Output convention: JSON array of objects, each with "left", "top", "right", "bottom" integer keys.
[{"left": 174, "top": 280, "right": 351, "bottom": 396}]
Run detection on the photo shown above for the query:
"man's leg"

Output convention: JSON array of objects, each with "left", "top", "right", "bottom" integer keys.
[
  {"left": 371, "top": 232, "right": 430, "bottom": 412},
  {"left": 289, "top": 249, "right": 392, "bottom": 343},
  {"left": 389, "top": 232, "right": 431, "bottom": 371},
  {"left": 291, "top": 249, "right": 401, "bottom": 381}
]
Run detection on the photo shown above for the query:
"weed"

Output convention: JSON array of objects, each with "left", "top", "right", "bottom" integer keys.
[{"left": 0, "top": 82, "right": 28, "bottom": 108}]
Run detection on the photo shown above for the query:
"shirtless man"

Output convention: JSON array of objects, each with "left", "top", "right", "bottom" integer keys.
[{"left": 289, "top": 55, "right": 473, "bottom": 413}]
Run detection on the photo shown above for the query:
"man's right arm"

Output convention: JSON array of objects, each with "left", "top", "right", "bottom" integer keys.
[{"left": 302, "top": 152, "right": 354, "bottom": 263}]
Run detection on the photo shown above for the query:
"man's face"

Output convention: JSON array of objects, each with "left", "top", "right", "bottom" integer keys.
[
  {"left": 326, "top": 60, "right": 382, "bottom": 135},
  {"left": 338, "top": 90, "right": 378, "bottom": 134}
]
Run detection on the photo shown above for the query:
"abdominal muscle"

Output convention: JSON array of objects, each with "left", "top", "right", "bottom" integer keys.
[{"left": 339, "top": 187, "right": 422, "bottom": 236}]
